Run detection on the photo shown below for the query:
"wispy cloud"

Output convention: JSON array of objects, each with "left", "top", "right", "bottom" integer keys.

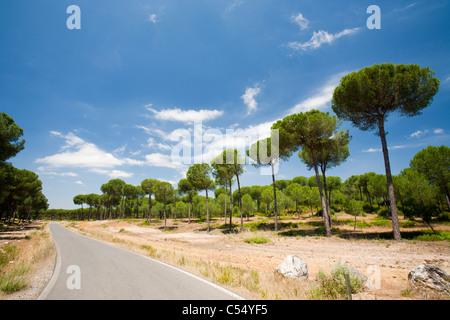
[
  {"left": 148, "top": 14, "right": 158, "bottom": 23},
  {"left": 136, "top": 125, "right": 172, "bottom": 141},
  {"left": 90, "top": 168, "right": 134, "bottom": 179},
  {"left": 291, "top": 13, "right": 309, "bottom": 30},
  {"left": 146, "top": 137, "right": 172, "bottom": 151},
  {"left": 363, "top": 148, "right": 382, "bottom": 153},
  {"left": 434, "top": 128, "right": 444, "bottom": 134},
  {"left": 410, "top": 130, "right": 429, "bottom": 138},
  {"left": 287, "top": 28, "right": 360, "bottom": 52},
  {"left": 36, "top": 167, "right": 79, "bottom": 177},
  {"left": 145, "top": 105, "right": 223, "bottom": 123},
  {"left": 241, "top": 85, "right": 261, "bottom": 115},
  {"left": 144, "top": 153, "right": 187, "bottom": 170},
  {"left": 288, "top": 72, "right": 348, "bottom": 114},
  {"left": 394, "top": 3, "right": 417, "bottom": 12},
  {"left": 363, "top": 145, "right": 406, "bottom": 153},
  {"left": 225, "top": 0, "right": 244, "bottom": 13},
  {"left": 36, "top": 132, "right": 144, "bottom": 170}
]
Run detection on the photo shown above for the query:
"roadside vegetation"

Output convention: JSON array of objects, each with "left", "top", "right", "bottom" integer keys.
[{"left": 0, "top": 222, "right": 55, "bottom": 297}]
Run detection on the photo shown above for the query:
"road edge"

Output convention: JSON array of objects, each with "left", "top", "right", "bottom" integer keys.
[{"left": 37, "top": 222, "right": 62, "bottom": 300}]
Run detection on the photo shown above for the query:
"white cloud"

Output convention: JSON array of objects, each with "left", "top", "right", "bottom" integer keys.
[
  {"left": 225, "top": 0, "right": 244, "bottom": 13},
  {"left": 36, "top": 132, "right": 144, "bottom": 170},
  {"left": 46, "top": 171, "right": 78, "bottom": 177},
  {"left": 363, "top": 148, "right": 382, "bottom": 153},
  {"left": 288, "top": 72, "right": 348, "bottom": 114},
  {"left": 74, "top": 181, "right": 85, "bottom": 185},
  {"left": 363, "top": 145, "right": 406, "bottom": 152},
  {"left": 50, "top": 131, "right": 63, "bottom": 137},
  {"left": 113, "top": 144, "right": 127, "bottom": 154},
  {"left": 146, "top": 137, "right": 172, "bottom": 151},
  {"left": 287, "top": 28, "right": 360, "bottom": 51},
  {"left": 434, "top": 128, "right": 444, "bottom": 134},
  {"left": 36, "top": 133, "right": 124, "bottom": 168},
  {"left": 291, "top": 13, "right": 309, "bottom": 30},
  {"left": 241, "top": 85, "right": 261, "bottom": 115},
  {"left": 410, "top": 130, "right": 429, "bottom": 138},
  {"left": 148, "top": 14, "right": 158, "bottom": 23},
  {"left": 157, "top": 178, "right": 177, "bottom": 185},
  {"left": 145, "top": 105, "right": 223, "bottom": 123},
  {"left": 394, "top": 3, "right": 417, "bottom": 12},
  {"left": 90, "top": 168, "right": 134, "bottom": 179},
  {"left": 37, "top": 167, "right": 79, "bottom": 177},
  {"left": 144, "top": 153, "right": 186, "bottom": 170},
  {"left": 136, "top": 126, "right": 172, "bottom": 141}
]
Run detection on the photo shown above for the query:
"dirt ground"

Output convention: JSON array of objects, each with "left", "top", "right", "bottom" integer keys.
[{"left": 69, "top": 213, "right": 449, "bottom": 300}]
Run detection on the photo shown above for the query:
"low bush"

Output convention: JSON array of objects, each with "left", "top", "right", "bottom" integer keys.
[
  {"left": 244, "top": 237, "right": 271, "bottom": 244},
  {"left": 309, "top": 262, "right": 366, "bottom": 300}
]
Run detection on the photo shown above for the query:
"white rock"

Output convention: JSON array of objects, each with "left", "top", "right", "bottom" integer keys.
[
  {"left": 408, "top": 264, "right": 450, "bottom": 295},
  {"left": 275, "top": 255, "right": 308, "bottom": 279}
]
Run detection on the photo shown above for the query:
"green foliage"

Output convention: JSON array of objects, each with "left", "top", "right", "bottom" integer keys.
[
  {"left": 413, "top": 231, "right": 450, "bottom": 241},
  {"left": 345, "top": 199, "right": 364, "bottom": 217},
  {"left": 332, "top": 63, "right": 440, "bottom": 132},
  {"left": 244, "top": 237, "right": 271, "bottom": 244},
  {"left": 410, "top": 145, "right": 450, "bottom": 210},
  {"left": 0, "top": 112, "right": 25, "bottom": 163},
  {"left": 309, "top": 262, "right": 366, "bottom": 300},
  {"left": 0, "top": 263, "right": 31, "bottom": 294}
]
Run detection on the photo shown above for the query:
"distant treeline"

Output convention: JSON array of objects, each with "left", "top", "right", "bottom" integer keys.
[{"left": 41, "top": 144, "right": 449, "bottom": 231}]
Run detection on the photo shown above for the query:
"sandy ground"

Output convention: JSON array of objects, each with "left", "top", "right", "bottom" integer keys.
[{"left": 72, "top": 213, "right": 449, "bottom": 300}]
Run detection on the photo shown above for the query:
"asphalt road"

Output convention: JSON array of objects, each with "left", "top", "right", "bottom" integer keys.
[{"left": 38, "top": 222, "right": 244, "bottom": 300}]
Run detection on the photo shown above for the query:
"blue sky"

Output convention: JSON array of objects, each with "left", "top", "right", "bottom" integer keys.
[{"left": 1, "top": 0, "right": 449, "bottom": 209}]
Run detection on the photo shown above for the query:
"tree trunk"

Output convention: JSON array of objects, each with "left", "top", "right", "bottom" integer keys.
[
  {"left": 163, "top": 197, "right": 167, "bottom": 228},
  {"left": 188, "top": 200, "right": 191, "bottom": 224},
  {"left": 224, "top": 184, "right": 228, "bottom": 226},
  {"left": 237, "top": 174, "right": 244, "bottom": 232},
  {"left": 378, "top": 120, "right": 401, "bottom": 240},
  {"left": 444, "top": 185, "right": 450, "bottom": 210},
  {"left": 311, "top": 150, "right": 331, "bottom": 237},
  {"left": 229, "top": 180, "right": 233, "bottom": 230},
  {"left": 271, "top": 161, "right": 278, "bottom": 232},
  {"left": 206, "top": 188, "right": 210, "bottom": 233},
  {"left": 147, "top": 192, "right": 152, "bottom": 222},
  {"left": 321, "top": 169, "right": 332, "bottom": 228}
]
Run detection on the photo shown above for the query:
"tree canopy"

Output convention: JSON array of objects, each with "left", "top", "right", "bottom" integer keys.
[{"left": 331, "top": 63, "right": 440, "bottom": 240}]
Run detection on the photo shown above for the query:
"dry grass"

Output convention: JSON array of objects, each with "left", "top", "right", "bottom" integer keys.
[{"left": 0, "top": 222, "right": 56, "bottom": 299}]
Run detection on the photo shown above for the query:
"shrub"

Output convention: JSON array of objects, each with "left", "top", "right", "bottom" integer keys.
[
  {"left": 376, "top": 207, "right": 390, "bottom": 218},
  {"left": 244, "top": 270, "right": 260, "bottom": 292},
  {"left": 244, "top": 237, "right": 271, "bottom": 244},
  {"left": 371, "top": 217, "right": 391, "bottom": 227},
  {"left": 437, "top": 212, "right": 450, "bottom": 222},
  {"left": 215, "top": 266, "right": 244, "bottom": 287},
  {"left": 413, "top": 231, "right": 450, "bottom": 241},
  {"left": 309, "top": 262, "right": 365, "bottom": 300},
  {"left": 0, "top": 263, "right": 32, "bottom": 294}
]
